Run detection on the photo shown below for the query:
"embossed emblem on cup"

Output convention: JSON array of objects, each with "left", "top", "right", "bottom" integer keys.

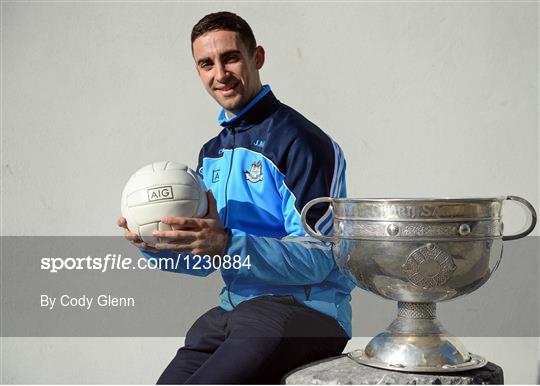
[{"left": 402, "top": 243, "right": 456, "bottom": 288}]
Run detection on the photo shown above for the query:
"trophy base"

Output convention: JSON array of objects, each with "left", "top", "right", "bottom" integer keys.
[
  {"left": 348, "top": 349, "right": 487, "bottom": 373},
  {"left": 349, "top": 302, "right": 488, "bottom": 373}
]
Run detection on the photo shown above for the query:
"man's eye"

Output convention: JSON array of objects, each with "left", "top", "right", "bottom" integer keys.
[
  {"left": 224, "top": 55, "right": 240, "bottom": 63},
  {"left": 199, "top": 62, "right": 212, "bottom": 69}
]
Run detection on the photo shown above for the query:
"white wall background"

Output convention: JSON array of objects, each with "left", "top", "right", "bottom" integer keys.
[{"left": 2, "top": 1, "right": 538, "bottom": 384}]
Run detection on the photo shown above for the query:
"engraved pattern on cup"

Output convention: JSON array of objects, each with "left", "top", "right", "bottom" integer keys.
[
  {"left": 341, "top": 220, "right": 501, "bottom": 238},
  {"left": 401, "top": 223, "right": 457, "bottom": 237},
  {"left": 352, "top": 222, "right": 380, "bottom": 236},
  {"left": 402, "top": 243, "right": 456, "bottom": 288},
  {"left": 398, "top": 302, "right": 436, "bottom": 319}
]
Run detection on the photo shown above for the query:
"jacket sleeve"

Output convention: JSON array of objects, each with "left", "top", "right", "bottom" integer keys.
[
  {"left": 226, "top": 131, "right": 347, "bottom": 285},
  {"left": 226, "top": 233, "right": 336, "bottom": 285}
]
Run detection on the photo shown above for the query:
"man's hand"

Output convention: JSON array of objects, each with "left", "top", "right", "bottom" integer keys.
[
  {"left": 117, "top": 217, "right": 159, "bottom": 252},
  {"left": 152, "top": 190, "right": 230, "bottom": 256}
]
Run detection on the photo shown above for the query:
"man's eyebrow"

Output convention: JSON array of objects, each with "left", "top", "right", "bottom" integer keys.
[
  {"left": 197, "top": 49, "right": 242, "bottom": 65},
  {"left": 220, "top": 49, "right": 241, "bottom": 57}
]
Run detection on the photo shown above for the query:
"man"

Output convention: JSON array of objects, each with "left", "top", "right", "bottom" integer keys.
[{"left": 118, "top": 11, "right": 354, "bottom": 384}]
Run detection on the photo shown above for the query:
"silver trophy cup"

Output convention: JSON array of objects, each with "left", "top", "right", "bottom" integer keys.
[{"left": 301, "top": 196, "right": 537, "bottom": 372}]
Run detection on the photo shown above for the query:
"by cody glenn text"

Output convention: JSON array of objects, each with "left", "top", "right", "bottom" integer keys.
[{"left": 41, "top": 294, "right": 135, "bottom": 310}]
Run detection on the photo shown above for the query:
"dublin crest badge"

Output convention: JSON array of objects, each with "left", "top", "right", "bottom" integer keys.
[{"left": 245, "top": 160, "right": 263, "bottom": 183}]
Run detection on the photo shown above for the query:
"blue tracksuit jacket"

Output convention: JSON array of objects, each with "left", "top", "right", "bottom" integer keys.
[{"left": 143, "top": 85, "right": 354, "bottom": 336}]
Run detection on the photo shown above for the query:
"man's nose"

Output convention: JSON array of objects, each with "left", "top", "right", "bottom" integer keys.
[{"left": 214, "top": 62, "right": 229, "bottom": 83}]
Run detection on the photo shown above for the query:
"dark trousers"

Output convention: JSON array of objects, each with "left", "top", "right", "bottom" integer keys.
[{"left": 157, "top": 296, "right": 349, "bottom": 384}]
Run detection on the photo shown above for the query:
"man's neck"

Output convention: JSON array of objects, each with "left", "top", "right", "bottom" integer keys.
[{"left": 224, "top": 85, "right": 264, "bottom": 119}]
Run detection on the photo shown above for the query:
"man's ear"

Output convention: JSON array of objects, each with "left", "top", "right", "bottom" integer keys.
[{"left": 254, "top": 46, "right": 265, "bottom": 69}]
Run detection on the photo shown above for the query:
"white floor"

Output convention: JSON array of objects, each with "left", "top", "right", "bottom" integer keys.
[{"left": 1, "top": 337, "right": 539, "bottom": 384}]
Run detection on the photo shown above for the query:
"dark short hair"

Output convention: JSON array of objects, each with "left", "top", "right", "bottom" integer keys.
[{"left": 191, "top": 11, "right": 257, "bottom": 54}]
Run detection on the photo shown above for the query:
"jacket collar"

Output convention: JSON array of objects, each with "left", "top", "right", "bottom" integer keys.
[{"left": 217, "top": 85, "right": 280, "bottom": 128}]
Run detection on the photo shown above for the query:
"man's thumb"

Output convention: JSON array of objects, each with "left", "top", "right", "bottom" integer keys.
[{"left": 205, "top": 190, "right": 219, "bottom": 219}]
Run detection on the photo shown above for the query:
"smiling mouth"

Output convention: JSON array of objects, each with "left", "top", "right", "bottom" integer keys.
[{"left": 215, "top": 83, "right": 239, "bottom": 96}]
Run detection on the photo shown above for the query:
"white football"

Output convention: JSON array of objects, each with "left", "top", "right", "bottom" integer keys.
[{"left": 121, "top": 161, "right": 208, "bottom": 246}]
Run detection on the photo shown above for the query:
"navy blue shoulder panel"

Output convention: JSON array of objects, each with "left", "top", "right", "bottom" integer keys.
[{"left": 263, "top": 105, "right": 336, "bottom": 230}]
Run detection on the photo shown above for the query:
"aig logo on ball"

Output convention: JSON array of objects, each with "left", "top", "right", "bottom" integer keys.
[{"left": 147, "top": 186, "right": 174, "bottom": 202}]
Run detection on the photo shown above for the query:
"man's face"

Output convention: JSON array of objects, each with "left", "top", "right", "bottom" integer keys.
[{"left": 192, "top": 29, "right": 264, "bottom": 115}]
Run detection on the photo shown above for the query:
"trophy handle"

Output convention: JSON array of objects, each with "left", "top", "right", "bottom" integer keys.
[
  {"left": 502, "top": 196, "right": 537, "bottom": 241},
  {"left": 301, "top": 197, "right": 335, "bottom": 243}
]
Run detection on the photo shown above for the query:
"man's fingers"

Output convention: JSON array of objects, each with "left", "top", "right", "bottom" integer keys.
[
  {"left": 132, "top": 241, "right": 146, "bottom": 248},
  {"left": 117, "top": 216, "right": 128, "bottom": 229},
  {"left": 137, "top": 242, "right": 159, "bottom": 252},
  {"left": 124, "top": 229, "right": 141, "bottom": 242},
  {"left": 118, "top": 216, "right": 159, "bottom": 252},
  {"left": 162, "top": 216, "right": 205, "bottom": 228},
  {"left": 152, "top": 229, "right": 198, "bottom": 241},
  {"left": 131, "top": 240, "right": 159, "bottom": 253},
  {"left": 154, "top": 242, "right": 194, "bottom": 251}
]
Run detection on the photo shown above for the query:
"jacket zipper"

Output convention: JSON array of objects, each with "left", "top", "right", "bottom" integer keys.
[{"left": 224, "top": 128, "right": 236, "bottom": 308}]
